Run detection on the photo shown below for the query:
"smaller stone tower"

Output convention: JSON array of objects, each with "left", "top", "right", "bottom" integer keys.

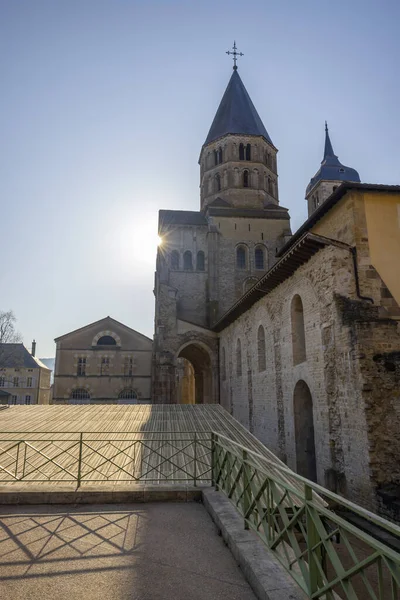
[{"left": 306, "top": 122, "right": 360, "bottom": 217}]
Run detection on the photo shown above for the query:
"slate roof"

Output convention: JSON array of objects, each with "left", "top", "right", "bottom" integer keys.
[
  {"left": 204, "top": 69, "right": 273, "bottom": 147},
  {"left": 306, "top": 123, "right": 360, "bottom": 195},
  {"left": 0, "top": 344, "right": 50, "bottom": 370},
  {"left": 158, "top": 210, "right": 208, "bottom": 229}
]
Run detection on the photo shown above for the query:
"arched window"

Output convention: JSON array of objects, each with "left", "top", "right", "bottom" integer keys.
[
  {"left": 214, "top": 149, "right": 218, "bottom": 166},
  {"left": 97, "top": 336, "right": 116, "bottom": 346},
  {"left": 257, "top": 325, "right": 266, "bottom": 372},
  {"left": 183, "top": 251, "right": 193, "bottom": 270},
  {"left": 268, "top": 177, "right": 273, "bottom": 195},
  {"left": 71, "top": 388, "right": 90, "bottom": 400},
  {"left": 215, "top": 173, "right": 221, "bottom": 192},
  {"left": 236, "top": 246, "right": 246, "bottom": 269},
  {"left": 197, "top": 251, "right": 205, "bottom": 271},
  {"left": 255, "top": 247, "right": 265, "bottom": 270},
  {"left": 221, "top": 346, "right": 226, "bottom": 381},
  {"left": 291, "top": 295, "right": 306, "bottom": 365},
  {"left": 171, "top": 250, "right": 179, "bottom": 270},
  {"left": 218, "top": 147, "right": 223, "bottom": 164},
  {"left": 236, "top": 339, "right": 242, "bottom": 377},
  {"left": 243, "top": 170, "right": 249, "bottom": 188},
  {"left": 118, "top": 389, "right": 137, "bottom": 399},
  {"left": 246, "top": 143, "right": 251, "bottom": 160},
  {"left": 239, "top": 143, "right": 245, "bottom": 160}
]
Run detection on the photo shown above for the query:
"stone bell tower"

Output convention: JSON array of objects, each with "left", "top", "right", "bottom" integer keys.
[
  {"left": 152, "top": 44, "right": 292, "bottom": 404},
  {"left": 199, "top": 64, "right": 279, "bottom": 213}
]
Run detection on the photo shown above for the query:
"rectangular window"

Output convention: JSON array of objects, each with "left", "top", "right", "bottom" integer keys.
[
  {"left": 101, "top": 357, "right": 110, "bottom": 376},
  {"left": 0, "top": 376, "right": 5, "bottom": 387},
  {"left": 25, "top": 395, "right": 31, "bottom": 405},
  {"left": 27, "top": 377, "right": 33, "bottom": 388},
  {"left": 13, "top": 377, "right": 19, "bottom": 387},
  {"left": 11, "top": 395, "right": 17, "bottom": 405},
  {"left": 77, "top": 357, "right": 86, "bottom": 376},
  {"left": 123, "top": 357, "right": 133, "bottom": 377}
]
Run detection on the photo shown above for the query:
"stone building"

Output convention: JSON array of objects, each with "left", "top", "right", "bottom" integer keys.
[
  {"left": 0, "top": 342, "right": 51, "bottom": 405},
  {"left": 53, "top": 316, "right": 152, "bottom": 404},
  {"left": 152, "top": 61, "right": 400, "bottom": 515}
]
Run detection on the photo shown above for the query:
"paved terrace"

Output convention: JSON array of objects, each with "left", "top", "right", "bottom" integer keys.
[{"left": 0, "top": 502, "right": 258, "bottom": 600}]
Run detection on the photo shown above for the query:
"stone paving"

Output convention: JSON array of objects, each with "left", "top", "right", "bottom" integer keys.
[{"left": 0, "top": 502, "right": 257, "bottom": 600}]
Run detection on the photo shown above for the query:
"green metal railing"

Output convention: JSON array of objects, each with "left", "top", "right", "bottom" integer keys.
[
  {"left": 1, "top": 429, "right": 400, "bottom": 598},
  {"left": 212, "top": 432, "right": 400, "bottom": 600},
  {"left": 0, "top": 432, "right": 212, "bottom": 485}
]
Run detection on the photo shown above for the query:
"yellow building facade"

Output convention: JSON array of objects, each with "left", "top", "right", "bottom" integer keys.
[{"left": 0, "top": 343, "right": 51, "bottom": 405}]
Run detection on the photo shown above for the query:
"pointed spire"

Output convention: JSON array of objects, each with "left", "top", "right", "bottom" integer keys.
[
  {"left": 306, "top": 123, "right": 360, "bottom": 196},
  {"left": 323, "top": 121, "right": 336, "bottom": 159},
  {"left": 203, "top": 70, "right": 273, "bottom": 146}
]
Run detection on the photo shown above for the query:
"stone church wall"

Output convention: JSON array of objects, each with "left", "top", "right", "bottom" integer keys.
[{"left": 218, "top": 240, "right": 400, "bottom": 510}]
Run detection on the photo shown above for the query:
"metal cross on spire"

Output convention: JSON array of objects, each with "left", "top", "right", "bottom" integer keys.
[{"left": 226, "top": 41, "right": 243, "bottom": 70}]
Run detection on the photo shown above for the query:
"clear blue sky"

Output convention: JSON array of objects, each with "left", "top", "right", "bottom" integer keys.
[{"left": 1, "top": 0, "right": 399, "bottom": 357}]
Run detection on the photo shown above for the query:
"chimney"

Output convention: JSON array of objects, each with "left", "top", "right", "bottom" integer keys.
[{"left": 31, "top": 340, "right": 36, "bottom": 357}]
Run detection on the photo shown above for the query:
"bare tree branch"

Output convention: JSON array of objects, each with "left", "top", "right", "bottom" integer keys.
[{"left": 0, "top": 311, "right": 22, "bottom": 344}]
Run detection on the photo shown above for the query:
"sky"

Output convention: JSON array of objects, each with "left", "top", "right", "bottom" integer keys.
[{"left": 1, "top": 0, "right": 399, "bottom": 357}]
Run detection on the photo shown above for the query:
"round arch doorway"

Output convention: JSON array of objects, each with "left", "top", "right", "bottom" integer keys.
[{"left": 176, "top": 342, "right": 213, "bottom": 405}]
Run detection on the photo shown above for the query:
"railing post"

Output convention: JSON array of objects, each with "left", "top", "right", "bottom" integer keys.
[
  {"left": 211, "top": 433, "right": 219, "bottom": 490},
  {"left": 193, "top": 432, "right": 197, "bottom": 487},
  {"left": 305, "top": 483, "right": 321, "bottom": 597},
  {"left": 243, "top": 449, "right": 250, "bottom": 530},
  {"left": 77, "top": 433, "right": 83, "bottom": 488}
]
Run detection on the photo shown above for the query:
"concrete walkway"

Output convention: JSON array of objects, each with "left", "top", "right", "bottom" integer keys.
[{"left": 0, "top": 502, "right": 257, "bottom": 600}]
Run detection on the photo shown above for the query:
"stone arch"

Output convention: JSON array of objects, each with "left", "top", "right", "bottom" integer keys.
[
  {"left": 92, "top": 330, "right": 121, "bottom": 347},
  {"left": 236, "top": 338, "right": 242, "bottom": 377},
  {"left": 176, "top": 341, "right": 214, "bottom": 404},
  {"left": 243, "top": 277, "right": 258, "bottom": 293},
  {"left": 171, "top": 250, "right": 179, "bottom": 270},
  {"left": 294, "top": 380, "right": 317, "bottom": 481},
  {"left": 118, "top": 388, "right": 138, "bottom": 404},
  {"left": 251, "top": 304, "right": 278, "bottom": 449},
  {"left": 70, "top": 387, "right": 91, "bottom": 405},
  {"left": 257, "top": 324, "right": 266, "bottom": 372},
  {"left": 183, "top": 250, "right": 193, "bottom": 270},
  {"left": 291, "top": 294, "right": 306, "bottom": 365},
  {"left": 236, "top": 243, "right": 248, "bottom": 270},
  {"left": 254, "top": 245, "right": 266, "bottom": 270}
]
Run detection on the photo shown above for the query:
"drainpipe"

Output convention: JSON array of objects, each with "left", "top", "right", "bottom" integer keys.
[{"left": 350, "top": 247, "right": 374, "bottom": 304}]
